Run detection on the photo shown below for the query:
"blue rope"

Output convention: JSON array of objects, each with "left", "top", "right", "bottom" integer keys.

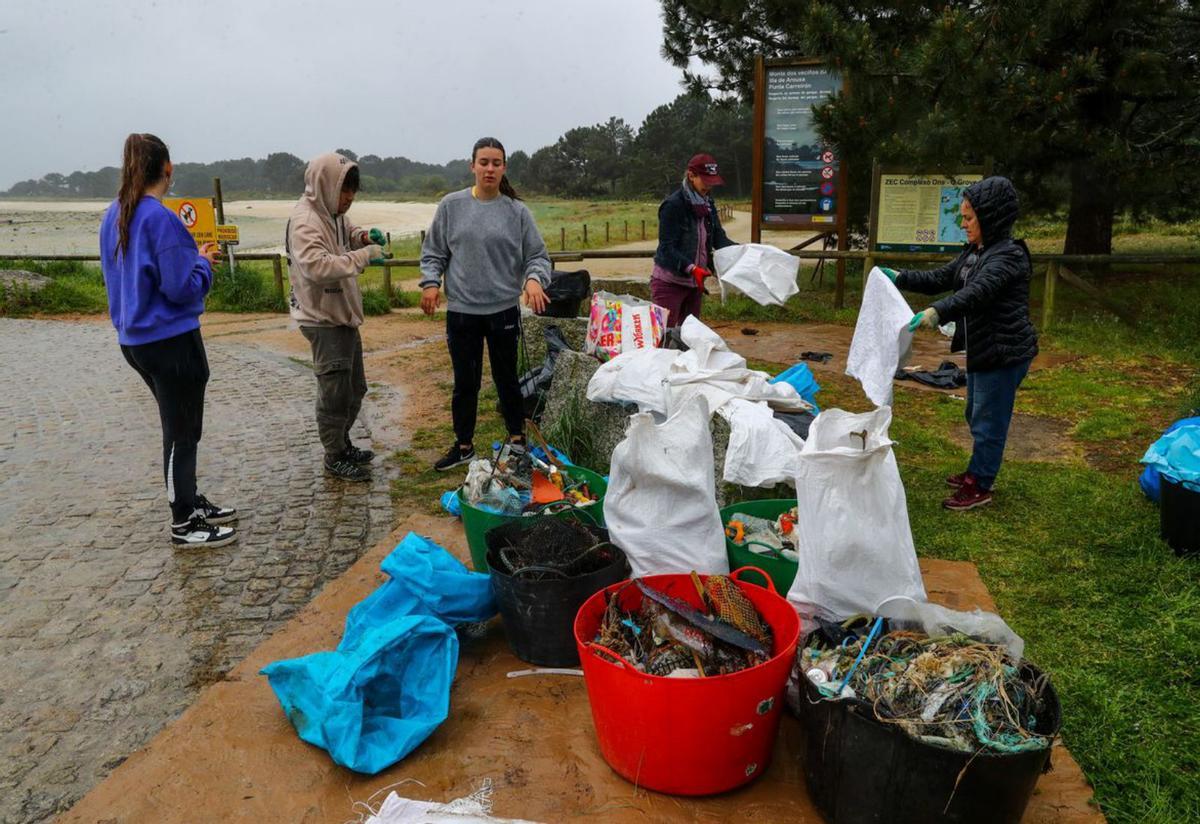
[{"left": 832, "top": 616, "right": 883, "bottom": 697}]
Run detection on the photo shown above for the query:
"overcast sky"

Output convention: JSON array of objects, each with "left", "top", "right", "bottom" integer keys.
[{"left": 0, "top": 0, "right": 691, "bottom": 189}]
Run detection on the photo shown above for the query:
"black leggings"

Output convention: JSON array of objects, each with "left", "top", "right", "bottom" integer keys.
[
  {"left": 121, "top": 329, "right": 209, "bottom": 523},
  {"left": 446, "top": 307, "right": 525, "bottom": 445}
]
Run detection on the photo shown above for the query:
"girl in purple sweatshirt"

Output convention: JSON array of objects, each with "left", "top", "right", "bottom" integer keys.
[{"left": 99, "top": 133, "right": 237, "bottom": 548}]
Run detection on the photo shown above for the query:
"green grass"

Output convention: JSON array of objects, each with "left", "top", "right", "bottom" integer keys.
[
  {"left": 883, "top": 376, "right": 1200, "bottom": 823},
  {"left": 526, "top": 199, "right": 662, "bottom": 251},
  {"left": 389, "top": 385, "right": 510, "bottom": 517},
  {"left": 0, "top": 259, "right": 108, "bottom": 315},
  {"left": 719, "top": 259, "right": 1200, "bottom": 822}
]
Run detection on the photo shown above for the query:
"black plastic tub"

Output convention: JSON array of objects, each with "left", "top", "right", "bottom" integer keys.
[
  {"left": 485, "top": 522, "right": 630, "bottom": 667},
  {"left": 798, "top": 665, "right": 1061, "bottom": 824},
  {"left": 1161, "top": 476, "right": 1200, "bottom": 557}
]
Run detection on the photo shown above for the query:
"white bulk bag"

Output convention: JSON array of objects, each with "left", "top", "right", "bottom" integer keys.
[
  {"left": 786, "top": 406, "right": 926, "bottom": 620},
  {"left": 603, "top": 395, "right": 729, "bottom": 577},
  {"left": 714, "top": 243, "right": 801, "bottom": 306},
  {"left": 845, "top": 268, "right": 915, "bottom": 407}
]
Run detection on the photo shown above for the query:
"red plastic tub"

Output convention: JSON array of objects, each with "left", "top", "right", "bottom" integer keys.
[{"left": 572, "top": 568, "right": 801, "bottom": 795}]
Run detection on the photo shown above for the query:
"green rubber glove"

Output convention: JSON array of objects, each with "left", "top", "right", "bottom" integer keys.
[
  {"left": 367, "top": 244, "right": 390, "bottom": 266},
  {"left": 880, "top": 267, "right": 898, "bottom": 283},
  {"left": 908, "top": 307, "right": 939, "bottom": 333},
  {"left": 368, "top": 228, "right": 386, "bottom": 246}
]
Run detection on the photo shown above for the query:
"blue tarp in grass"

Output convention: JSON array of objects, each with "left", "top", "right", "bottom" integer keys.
[
  {"left": 261, "top": 532, "right": 496, "bottom": 774},
  {"left": 1140, "top": 417, "right": 1200, "bottom": 501}
]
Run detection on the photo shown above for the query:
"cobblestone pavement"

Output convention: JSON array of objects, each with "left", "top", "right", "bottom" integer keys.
[{"left": 0, "top": 319, "right": 400, "bottom": 823}]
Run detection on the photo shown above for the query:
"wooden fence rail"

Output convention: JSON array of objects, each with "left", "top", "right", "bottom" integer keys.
[{"left": 4, "top": 249, "right": 1197, "bottom": 325}]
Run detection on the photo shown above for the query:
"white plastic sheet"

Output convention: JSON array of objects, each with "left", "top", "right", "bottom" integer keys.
[
  {"left": 587, "top": 316, "right": 812, "bottom": 419},
  {"left": 585, "top": 347, "right": 677, "bottom": 415},
  {"left": 603, "top": 395, "right": 729, "bottom": 576},
  {"left": 718, "top": 398, "right": 806, "bottom": 487},
  {"left": 363, "top": 786, "right": 540, "bottom": 823},
  {"left": 786, "top": 406, "right": 926, "bottom": 620},
  {"left": 846, "top": 268, "right": 914, "bottom": 407},
  {"left": 714, "top": 243, "right": 801, "bottom": 306},
  {"left": 875, "top": 596, "right": 1025, "bottom": 660}
]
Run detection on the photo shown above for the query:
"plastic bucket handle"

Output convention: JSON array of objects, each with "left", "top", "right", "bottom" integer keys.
[
  {"left": 586, "top": 642, "right": 636, "bottom": 671},
  {"left": 729, "top": 565, "right": 777, "bottom": 595}
]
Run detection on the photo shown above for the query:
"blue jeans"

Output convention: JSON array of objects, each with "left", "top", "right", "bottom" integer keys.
[{"left": 965, "top": 359, "right": 1031, "bottom": 490}]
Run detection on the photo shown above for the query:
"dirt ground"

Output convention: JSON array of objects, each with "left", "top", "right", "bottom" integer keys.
[{"left": 61, "top": 513, "right": 1102, "bottom": 824}]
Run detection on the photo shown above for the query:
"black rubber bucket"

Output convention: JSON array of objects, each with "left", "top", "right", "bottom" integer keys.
[
  {"left": 798, "top": 664, "right": 1062, "bottom": 824},
  {"left": 485, "top": 521, "right": 630, "bottom": 667},
  {"left": 1161, "top": 476, "right": 1200, "bottom": 557}
]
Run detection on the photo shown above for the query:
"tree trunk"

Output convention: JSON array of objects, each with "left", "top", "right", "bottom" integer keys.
[{"left": 1062, "top": 159, "right": 1115, "bottom": 257}]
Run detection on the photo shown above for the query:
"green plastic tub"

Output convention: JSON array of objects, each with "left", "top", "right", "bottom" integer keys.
[
  {"left": 459, "top": 465, "right": 608, "bottom": 572},
  {"left": 720, "top": 498, "right": 798, "bottom": 593}
]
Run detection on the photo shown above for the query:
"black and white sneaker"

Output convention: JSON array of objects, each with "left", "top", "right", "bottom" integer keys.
[
  {"left": 171, "top": 513, "right": 237, "bottom": 548},
  {"left": 341, "top": 443, "right": 375, "bottom": 465},
  {"left": 194, "top": 493, "right": 237, "bottom": 525},
  {"left": 325, "top": 455, "right": 371, "bottom": 482},
  {"left": 434, "top": 444, "right": 475, "bottom": 472}
]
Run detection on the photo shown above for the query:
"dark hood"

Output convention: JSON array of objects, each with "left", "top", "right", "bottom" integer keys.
[{"left": 963, "top": 176, "right": 1019, "bottom": 246}]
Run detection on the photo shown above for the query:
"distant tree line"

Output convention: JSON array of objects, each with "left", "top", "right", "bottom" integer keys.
[{"left": 3, "top": 93, "right": 752, "bottom": 202}]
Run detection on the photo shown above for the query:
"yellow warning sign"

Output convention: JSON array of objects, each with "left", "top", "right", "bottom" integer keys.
[
  {"left": 216, "top": 224, "right": 240, "bottom": 244},
  {"left": 163, "top": 197, "right": 217, "bottom": 245}
]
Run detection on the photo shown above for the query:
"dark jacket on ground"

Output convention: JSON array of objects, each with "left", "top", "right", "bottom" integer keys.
[
  {"left": 653, "top": 186, "right": 735, "bottom": 279},
  {"left": 896, "top": 177, "right": 1039, "bottom": 372}
]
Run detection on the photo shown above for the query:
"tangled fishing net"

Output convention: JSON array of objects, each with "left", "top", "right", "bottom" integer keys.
[
  {"left": 801, "top": 625, "right": 1055, "bottom": 754},
  {"left": 490, "top": 518, "right": 617, "bottom": 579}
]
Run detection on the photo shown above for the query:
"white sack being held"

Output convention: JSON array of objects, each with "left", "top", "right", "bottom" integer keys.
[
  {"left": 714, "top": 243, "right": 801, "bottom": 306},
  {"left": 603, "top": 395, "right": 729, "bottom": 577},
  {"left": 846, "top": 268, "right": 915, "bottom": 407},
  {"left": 786, "top": 406, "right": 926, "bottom": 620}
]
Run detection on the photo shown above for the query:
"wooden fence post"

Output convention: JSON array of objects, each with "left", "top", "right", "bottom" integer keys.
[
  {"left": 624, "top": 220, "right": 628, "bottom": 241},
  {"left": 583, "top": 224, "right": 588, "bottom": 245},
  {"left": 1042, "top": 261, "right": 1058, "bottom": 330},
  {"left": 641, "top": 220, "right": 646, "bottom": 240},
  {"left": 382, "top": 263, "right": 393, "bottom": 303},
  {"left": 560, "top": 228, "right": 565, "bottom": 251},
  {"left": 272, "top": 254, "right": 284, "bottom": 302},
  {"left": 605, "top": 222, "right": 610, "bottom": 244}
]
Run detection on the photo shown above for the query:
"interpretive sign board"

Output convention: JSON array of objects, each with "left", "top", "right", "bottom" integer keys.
[
  {"left": 868, "top": 163, "right": 991, "bottom": 253},
  {"left": 752, "top": 58, "right": 845, "bottom": 236}
]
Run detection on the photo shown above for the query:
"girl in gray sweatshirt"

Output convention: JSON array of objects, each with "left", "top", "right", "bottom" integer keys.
[{"left": 419, "top": 137, "right": 551, "bottom": 472}]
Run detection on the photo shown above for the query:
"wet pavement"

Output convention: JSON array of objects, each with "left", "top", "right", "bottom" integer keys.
[{"left": 0, "top": 318, "right": 399, "bottom": 823}]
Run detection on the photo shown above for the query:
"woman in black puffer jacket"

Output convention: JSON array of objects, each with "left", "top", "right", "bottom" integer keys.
[{"left": 883, "top": 176, "right": 1038, "bottom": 511}]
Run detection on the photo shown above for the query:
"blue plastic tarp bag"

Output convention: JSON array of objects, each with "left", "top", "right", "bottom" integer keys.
[
  {"left": 440, "top": 489, "right": 462, "bottom": 517},
  {"left": 1139, "top": 417, "right": 1200, "bottom": 501},
  {"left": 340, "top": 532, "right": 496, "bottom": 647},
  {"left": 261, "top": 533, "right": 496, "bottom": 774},
  {"left": 770, "top": 362, "right": 821, "bottom": 412}
]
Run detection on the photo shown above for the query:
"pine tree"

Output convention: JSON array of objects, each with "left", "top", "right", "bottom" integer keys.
[{"left": 661, "top": 0, "right": 1200, "bottom": 253}]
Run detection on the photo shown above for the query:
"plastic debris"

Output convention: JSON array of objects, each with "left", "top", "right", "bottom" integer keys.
[
  {"left": 461, "top": 453, "right": 597, "bottom": 518},
  {"left": 594, "top": 575, "right": 772, "bottom": 677},
  {"left": 725, "top": 508, "right": 800, "bottom": 562},
  {"left": 799, "top": 618, "right": 1055, "bottom": 754}
]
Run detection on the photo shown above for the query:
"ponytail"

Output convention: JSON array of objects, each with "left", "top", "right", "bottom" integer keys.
[
  {"left": 471, "top": 136, "right": 521, "bottom": 201},
  {"left": 115, "top": 133, "right": 170, "bottom": 259},
  {"left": 499, "top": 175, "right": 521, "bottom": 201}
]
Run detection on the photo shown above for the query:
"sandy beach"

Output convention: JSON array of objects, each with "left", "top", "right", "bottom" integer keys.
[{"left": 0, "top": 199, "right": 438, "bottom": 256}]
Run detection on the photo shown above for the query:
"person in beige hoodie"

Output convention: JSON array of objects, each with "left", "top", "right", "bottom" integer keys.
[{"left": 287, "top": 152, "right": 386, "bottom": 481}]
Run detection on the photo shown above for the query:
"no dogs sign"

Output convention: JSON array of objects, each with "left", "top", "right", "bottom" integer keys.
[{"left": 163, "top": 197, "right": 217, "bottom": 244}]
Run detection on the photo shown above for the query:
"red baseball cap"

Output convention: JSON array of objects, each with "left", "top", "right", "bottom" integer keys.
[{"left": 687, "top": 153, "right": 725, "bottom": 186}]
